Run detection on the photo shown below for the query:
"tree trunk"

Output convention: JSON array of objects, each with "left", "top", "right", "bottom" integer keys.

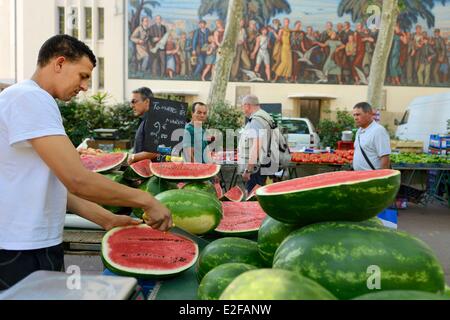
[
  {"left": 207, "top": 0, "right": 244, "bottom": 109},
  {"left": 367, "top": 0, "right": 399, "bottom": 110}
]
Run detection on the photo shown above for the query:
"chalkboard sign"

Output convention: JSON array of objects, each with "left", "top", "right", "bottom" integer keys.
[{"left": 143, "top": 98, "right": 188, "bottom": 153}]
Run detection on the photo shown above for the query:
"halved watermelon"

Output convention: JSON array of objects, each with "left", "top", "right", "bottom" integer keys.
[
  {"left": 215, "top": 183, "right": 224, "bottom": 199},
  {"left": 222, "top": 186, "right": 244, "bottom": 202},
  {"left": 215, "top": 202, "right": 267, "bottom": 237},
  {"left": 256, "top": 170, "right": 401, "bottom": 225},
  {"left": 101, "top": 225, "right": 199, "bottom": 279},
  {"left": 123, "top": 159, "right": 152, "bottom": 180},
  {"left": 81, "top": 153, "right": 128, "bottom": 173},
  {"left": 246, "top": 185, "right": 262, "bottom": 201},
  {"left": 151, "top": 162, "right": 221, "bottom": 180}
]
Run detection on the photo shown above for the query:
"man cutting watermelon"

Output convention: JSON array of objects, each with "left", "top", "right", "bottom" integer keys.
[{"left": 0, "top": 35, "right": 172, "bottom": 290}]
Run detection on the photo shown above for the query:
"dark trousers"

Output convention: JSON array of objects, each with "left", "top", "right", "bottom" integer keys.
[
  {"left": 152, "top": 50, "right": 166, "bottom": 77},
  {"left": 246, "top": 169, "right": 266, "bottom": 194},
  {"left": 194, "top": 53, "right": 207, "bottom": 77},
  {"left": 0, "top": 243, "right": 64, "bottom": 291}
]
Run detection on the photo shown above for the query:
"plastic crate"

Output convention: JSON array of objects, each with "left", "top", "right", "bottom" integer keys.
[
  {"left": 337, "top": 141, "right": 354, "bottom": 151},
  {"left": 429, "top": 134, "right": 450, "bottom": 149}
]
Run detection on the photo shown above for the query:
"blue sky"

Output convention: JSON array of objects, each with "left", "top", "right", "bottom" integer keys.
[{"left": 128, "top": 0, "right": 450, "bottom": 32}]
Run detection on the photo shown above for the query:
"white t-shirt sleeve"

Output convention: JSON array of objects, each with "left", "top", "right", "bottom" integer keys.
[
  {"left": 6, "top": 90, "right": 66, "bottom": 146},
  {"left": 374, "top": 127, "right": 391, "bottom": 157}
]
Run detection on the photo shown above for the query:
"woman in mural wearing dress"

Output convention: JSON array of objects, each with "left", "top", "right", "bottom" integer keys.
[
  {"left": 272, "top": 18, "right": 293, "bottom": 83},
  {"left": 314, "top": 32, "right": 346, "bottom": 84},
  {"left": 165, "top": 32, "right": 180, "bottom": 79},
  {"left": 388, "top": 24, "right": 408, "bottom": 85}
]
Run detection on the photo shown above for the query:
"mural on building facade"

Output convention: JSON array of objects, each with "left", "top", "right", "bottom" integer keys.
[{"left": 127, "top": 0, "right": 450, "bottom": 87}]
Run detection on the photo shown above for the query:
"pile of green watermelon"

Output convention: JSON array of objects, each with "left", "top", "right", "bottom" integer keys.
[
  {"left": 88, "top": 155, "right": 449, "bottom": 300},
  {"left": 196, "top": 169, "right": 450, "bottom": 300}
]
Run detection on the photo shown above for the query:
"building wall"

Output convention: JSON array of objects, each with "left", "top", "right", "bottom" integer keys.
[
  {"left": 4, "top": 0, "right": 450, "bottom": 133},
  {"left": 0, "top": 0, "right": 13, "bottom": 82}
]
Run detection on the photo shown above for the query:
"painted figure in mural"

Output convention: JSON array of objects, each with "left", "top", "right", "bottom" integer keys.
[
  {"left": 177, "top": 32, "right": 188, "bottom": 77},
  {"left": 148, "top": 15, "right": 168, "bottom": 77},
  {"left": 251, "top": 26, "right": 272, "bottom": 81},
  {"left": 213, "top": 19, "right": 225, "bottom": 48},
  {"left": 202, "top": 35, "right": 218, "bottom": 81},
  {"left": 351, "top": 23, "right": 367, "bottom": 85},
  {"left": 130, "top": 16, "right": 151, "bottom": 73},
  {"left": 192, "top": 20, "right": 211, "bottom": 79},
  {"left": 231, "top": 19, "right": 251, "bottom": 81},
  {"left": 388, "top": 24, "right": 408, "bottom": 85},
  {"left": 269, "top": 19, "right": 282, "bottom": 72},
  {"left": 320, "top": 21, "right": 334, "bottom": 43},
  {"left": 291, "top": 20, "right": 305, "bottom": 83},
  {"left": 247, "top": 20, "right": 259, "bottom": 69},
  {"left": 314, "top": 32, "right": 345, "bottom": 84},
  {"left": 417, "top": 32, "right": 436, "bottom": 86},
  {"left": 431, "top": 29, "right": 449, "bottom": 84},
  {"left": 272, "top": 18, "right": 293, "bottom": 83},
  {"left": 362, "top": 27, "right": 377, "bottom": 77},
  {"left": 165, "top": 32, "right": 180, "bottom": 79}
]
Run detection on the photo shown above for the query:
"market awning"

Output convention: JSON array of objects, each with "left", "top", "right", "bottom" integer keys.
[{"left": 288, "top": 93, "right": 337, "bottom": 100}]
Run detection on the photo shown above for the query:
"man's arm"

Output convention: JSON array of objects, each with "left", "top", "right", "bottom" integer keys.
[
  {"left": 128, "top": 152, "right": 159, "bottom": 165},
  {"left": 380, "top": 155, "right": 391, "bottom": 170},
  {"left": 67, "top": 193, "right": 141, "bottom": 231},
  {"left": 30, "top": 135, "right": 172, "bottom": 231},
  {"left": 242, "top": 137, "right": 262, "bottom": 182}
]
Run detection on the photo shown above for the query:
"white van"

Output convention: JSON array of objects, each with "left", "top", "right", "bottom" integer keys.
[
  {"left": 395, "top": 92, "right": 450, "bottom": 152},
  {"left": 280, "top": 117, "right": 321, "bottom": 152}
]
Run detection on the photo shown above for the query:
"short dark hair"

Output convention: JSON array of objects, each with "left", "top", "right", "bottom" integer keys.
[
  {"left": 133, "top": 87, "right": 154, "bottom": 101},
  {"left": 353, "top": 102, "right": 373, "bottom": 113},
  {"left": 37, "top": 35, "right": 97, "bottom": 68},
  {"left": 192, "top": 102, "right": 207, "bottom": 113}
]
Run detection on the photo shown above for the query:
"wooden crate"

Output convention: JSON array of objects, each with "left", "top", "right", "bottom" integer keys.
[{"left": 391, "top": 140, "right": 424, "bottom": 154}]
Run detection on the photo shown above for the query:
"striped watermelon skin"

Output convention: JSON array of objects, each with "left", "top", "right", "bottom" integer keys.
[
  {"left": 155, "top": 189, "right": 223, "bottom": 235},
  {"left": 198, "top": 263, "right": 258, "bottom": 300},
  {"left": 273, "top": 222, "right": 446, "bottom": 300},
  {"left": 256, "top": 170, "right": 401, "bottom": 224},
  {"left": 195, "top": 237, "right": 268, "bottom": 282},
  {"left": 353, "top": 290, "right": 450, "bottom": 300},
  {"left": 220, "top": 269, "right": 337, "bottom": 300}
]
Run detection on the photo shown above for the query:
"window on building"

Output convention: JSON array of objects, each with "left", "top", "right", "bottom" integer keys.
[
  {"left": 98, "top": 8, "right": 105, "bottom": 40},
  {"left": 85, "top": 7, "right": 92, "bottom": 39},
  {"left": 98, "top": 57, "right": 105, "bottom": 89},
  {"left": 58, "top": 7, "right": 65, "bottom": 34}
]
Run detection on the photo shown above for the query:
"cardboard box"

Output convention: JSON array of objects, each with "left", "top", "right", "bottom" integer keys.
[{"left": 87, "top": 139, "right": 131, "bottom": 152}]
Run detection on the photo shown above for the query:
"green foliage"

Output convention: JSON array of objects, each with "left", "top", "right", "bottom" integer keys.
[
  {"left": 207, "top": 101, "right": 244, "bottom": 150},
  {"left": 58, "top": 95, "right": 138, "bottom": 147},
  {"left": 317, "top": 110, "right": 355, "bottom": 149}
]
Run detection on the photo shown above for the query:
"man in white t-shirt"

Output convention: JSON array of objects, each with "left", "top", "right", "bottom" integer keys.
[
  {"left": 0, "top": 35, "right": 172, "bottom": 290},
  {"left": 352, "top": 102, "right": 391, "bottom": 171}
]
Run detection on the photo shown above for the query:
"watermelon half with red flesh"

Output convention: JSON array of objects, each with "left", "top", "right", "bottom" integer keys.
[
  {"left": 215, "top": 202, "right": 267, "bottom": 237},
  {"left": 81, "top": 153, "right": 128, "bottom": 173},
  {"left": 124, "top": 159, "right": 153, "bottom": 180},
  {"left": 256, "top": 170, "right": 401, "bottom": 225},
  {"left": 223, "top": 186, "right": 244, "bottom": 202},
  {"left": 151, "top": 162, "right": 221, "bottom": 180},
  {"left": 101, "top": 225, "right": 199, "bottom": 279},
  {"left": 246, "top": 185, "right": 262, "bottom": 201}
]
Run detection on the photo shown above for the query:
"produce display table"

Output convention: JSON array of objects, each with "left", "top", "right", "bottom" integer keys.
[{"left": 392, "top": 164, "right": 450, "bottom": 206}]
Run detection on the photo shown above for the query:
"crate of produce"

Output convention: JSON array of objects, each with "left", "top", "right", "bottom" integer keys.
[{"left": 390, "top": 140, "right": 423, "bottom": 154}]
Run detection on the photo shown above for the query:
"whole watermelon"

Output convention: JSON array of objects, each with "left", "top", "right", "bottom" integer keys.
[
  {"left": 103, "top": 172, "right": 127, "bottom": 214},
  {"left": 198, "top": 263, "right": 258, "bottom": 300},
  {"left": 196, "top": 237, "right": 267, "bottom": 282},
  {"left": 182, "top": 181, "right": 217, "bottom": 197},
  {"left": 156, "top": 189, "right": 223, "bottom": 235},
  {"left": 257, "top": 217, "right": 301, "bottom": 266},
  {"left": 220, "top": 269, "right": 337, "bottom": 300},
  {"left": 353, "top": 290, "right": 450, "bottom": 300},
  {"left": 273, "top": 222, "right": 446, "bottom": 300},
  {"left": 133, "top": 177, "right": 178, "bottom": 218}
]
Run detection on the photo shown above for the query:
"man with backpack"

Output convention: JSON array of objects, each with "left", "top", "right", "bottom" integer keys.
[{"left": 238, "top": 95, "right": 291, "bottom": 193}]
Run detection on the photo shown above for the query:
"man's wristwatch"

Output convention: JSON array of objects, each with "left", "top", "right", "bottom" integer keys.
[{"left": 130, "top": 154, "right": 135, "bottom": 162}]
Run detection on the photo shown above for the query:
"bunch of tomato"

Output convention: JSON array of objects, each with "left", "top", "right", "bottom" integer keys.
[{"left": 291, "top": 150, "right": 354, "bottom": 165}]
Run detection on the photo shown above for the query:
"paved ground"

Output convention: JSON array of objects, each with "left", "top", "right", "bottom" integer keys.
[{"left": 65, "top": 201, "right": 450, "bottom": 284}]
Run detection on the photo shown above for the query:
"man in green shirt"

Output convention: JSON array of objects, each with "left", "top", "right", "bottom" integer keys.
[{"left": 183, "top": 102, "right": 211, "bottom": 163}]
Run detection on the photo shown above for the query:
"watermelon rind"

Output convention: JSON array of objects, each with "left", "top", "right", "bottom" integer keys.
[
  {"left": 215, "top": 202, "right": 267, "bottom": 238},
  {"left": 353, "top": 290, "right": 450, "bottom": 300},
  {"left": 222, "top": 186, "right": 244, "bottom": 202},
  {"left": 103, "top": 172, "right": 128, "bottom": 214},
  {"left": 81, "top": 153, "right": 128, "bottom": 173},
  {"left": 256, "top": 170, "right": 401, "bottom": 224},
  {"left": 196, "top": 237, "right": 268, "bottom": 282},
  {"left": 156, "top": 189, "right": 223, "bottom": 235},
  {"left": 123, "top": 159, "right": 152, "bottom": 180},
  {"left": 219, "top": 269, "right": 337, "bottom": 300},
  {"left": 273, "top": 221, "right": 446, "bottom": 300},
  {"left": 151, "top": 162, "right": 221, "bottom": 180},
  {"left": 101, "top": 225, "right": 199, "bottom": 279},
  {"left": 198, "top": 263, "right": 258, "bottom": 300}
]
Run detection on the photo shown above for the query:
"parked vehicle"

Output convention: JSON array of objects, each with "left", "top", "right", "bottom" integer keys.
[
  {"left": 395, "top": 92, "right": 450, "bottom": 152},
  {"left": 280, "top": 117, "right": 321, "bottom": 152}
]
